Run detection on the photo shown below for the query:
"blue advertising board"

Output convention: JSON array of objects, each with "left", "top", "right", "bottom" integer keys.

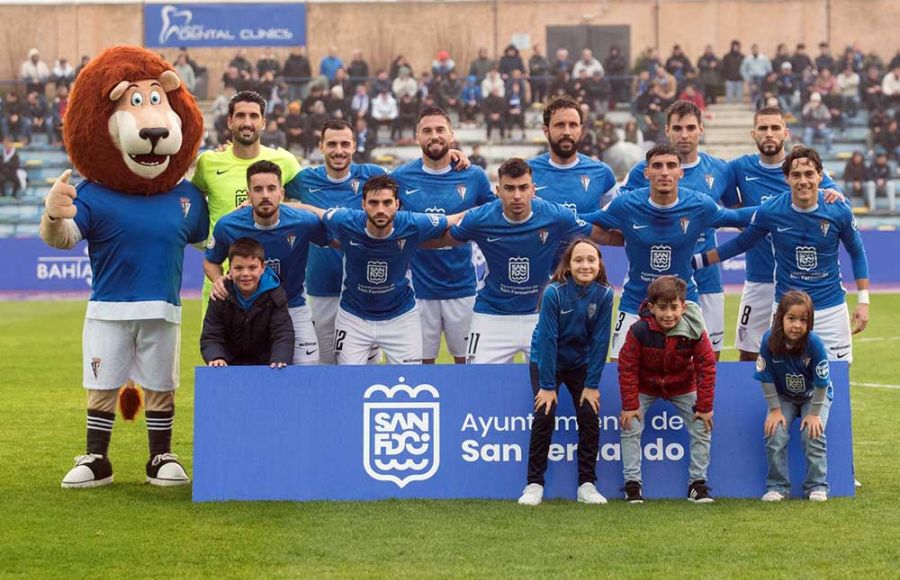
[
  {"left": 193, "top": 363, "right": 854, "bottom": 502},
  {"left": 144, "top": 3, "right": 307, "bottom": 48}
]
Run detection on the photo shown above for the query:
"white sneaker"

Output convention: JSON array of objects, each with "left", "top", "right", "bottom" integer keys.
[
  {"left": 761, "top": 490, "right": 785, "bottom": 502},
  {"left": 517, "top": 483, "right": 543, "bottom": 506},
  {"left": 577, "top": 482, "right": 608, "bottom": 504},
  {"left": 808, "top": 490, "right": 828, "bottom": 502},
  {"left": 146, "top": 453, "right": 190, "bottom": 487},
  {"left": 61, "top": 454, "right": 114, "bottom": 489},
  {"left": 854, "top": 479, "right": 862, "bottom": 488}
]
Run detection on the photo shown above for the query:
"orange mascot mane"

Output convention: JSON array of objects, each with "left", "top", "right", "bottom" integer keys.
[{"left": 63, "top": 45, "right": 203, "bottom": 195}]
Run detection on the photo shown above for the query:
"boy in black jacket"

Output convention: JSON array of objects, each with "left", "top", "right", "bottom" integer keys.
[{"left": 201, "top": 238, "right": 294, "bottom": 367}]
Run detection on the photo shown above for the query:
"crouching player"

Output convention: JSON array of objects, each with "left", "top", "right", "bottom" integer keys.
[
  {"left": 754, "top": 291, "right": 833, "bottom": 502},
  {"left": 201, "top": 238, "right": 295, "bottom": 368},
  {"left": 518, "top": 239, "right": 614, "bottom": 506},
  {"left": 617, "top": 276, "right": 716, "bottom": 503}
]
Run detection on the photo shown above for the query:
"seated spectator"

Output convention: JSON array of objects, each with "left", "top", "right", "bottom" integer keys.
[
  {"left": 776, "top": 62, "right": 798, "bottom": 113},
  {"left": 469, "top": 144, "right": 487, "bottom": 170},
  {"left": 883, "top": 64, "right": 900, "bottom": 106},
  {"left": 586, "top": 69, "right": 611, "bottom": 114},
  {"left": 0, "top": 136, "right": 23, "bottom": 197},
  {"left": 595, "top": 113, "right": 619, "bottom": 158},
  {"left": 75, "top": 55, "right": 90, "bottom": 79},
  {"left": 350, "top": 83, "right": 371, "bottom": 121},
  {"left": 283, "top": 48, "right": 312, "bottom": 102},
  {"left": 842, "top": 152, "right": 870, "bottom": 205},
  {"left": 483, "top": 86, "right": 506, "bottom": 141},
  {"left": 325, "top": 85, "right": 347, "bottom": 119},
  {"left": 568, "top": 69, "right": 590, "bottom": 104},
  {"left": 393, "top": 93, "right": 418, "bottom": 141},
  {"left": 757, "top": 71, "right": 779, "bottom": 110},
  {"left": 468, "top": 48, "right": 495, "bottom": 82},
  {"left": 506, "top": 82, "right": 526, "bottom": 141},
  {"left": 303, "top": 100, "right": 329, "bottom": 157},
  {"left": 255, "top": 70, "right": 280, "bottom": 112},
  {"left": 20, "top": 48, "right": 49, "bottom": 95},
  {"left": 283, "top": 101, "right": 305, "bottom": 152},
  {"left": 391, "top": 66, "right": 417, "bottom": 100},
  {"left": 623, "top": 118, "right": 644, "bottom": 145},
  {"left": 431, "top": 50, "right": 455, "bottom": 80},
  {"left": 665, "top": 44, "right": 695, "bottom": 84},
  {"left": 370, "top": 87, "right": 399, "bottom": 142},
  {"left": 506, "top": 69, "right": 527, "bottom": 100},
  {"left": 550, "top": 70, "right": 572, "bottom": 99},
  {"left": 24, "top": 91, "right": 51, "bottom": 143},
  {"left": 551, "top": 48, "right": 573, "bottom": 77},
  {"left": 174, "top": 53, "right": 196, "bottom": 94},
  {"left": 201, "top": 238, "right": 294, "bottom": 368},
  {"left": 861, "top": 65, "right": 885, "bottom": 111},
  {"left": 498, "top": 44, "right": 525, "bottom": 79},
  {"left": 52, "top": 57, "right": 75, "bottom": 89},
  {"left": 331, "top": 68, "right": 353, "bottom": 98},
  {"left": 347, "top": 49, "right": 370, "bottom": 85},
  {"left": 303, "top": 82, "right": 329, "bottom": 114},
  {"left": 837, "top": 63, "right": 861, "bottom": 118},
  {"left": 874, "top": 119, "right": 900, "bottom": 160},
  {"left": 390, "top": 55, "right": 411, "bottom": 79},
  {"left": 460, "top": 75, "right": 482, "bottom": 124},
  {"left": 771, "top": 43, "right": 791, "bottom": 73},
  {"left": 222, "top": 65, "right": 251, "bottom": 92},
  {"left": 678, "top": 83, "right": 707, "bottom": 112},
  {"left": 229, "top": 49, "right": 253, "bottom": 75},
  {"left": 868, "top": 152, "right": 896, "bottom": 212},
  {"left": 636, "top": 82, "right": 668, "bottom": 142},
  {"left": 653, "top": 66, "right": 678, "bottom": 101},
  {"left": 437, "top": 70, "right": 463, "bottom": 117},
  {"left": 801, "top": 92, "right": 833, "bottom": 153},
  {"left": 2, "top": 92, "right": 27, "bottom": 143},
  {"left": 529, "top": 45, "right": 550, "bottom": 104},
  {"left": 261, "top": 118, "right": 287, "bottom": 150},
  {"left": 481, "top": 69, "right": 505, "bottom": 100},
  {"left": 573, "top": 49, "right": 605, "bottom": 79},
  {"left": 50, "top": 84, "right": 68, "bottom": 146},
  {"left": 353, "top": 117, "right": 371, "bottom": 163}
]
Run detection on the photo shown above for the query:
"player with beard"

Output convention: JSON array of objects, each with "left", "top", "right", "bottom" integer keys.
[
  {"left": 721, "top": 107, "right": 842, "bottom": 361},
  {"left": 528, "top": 96, "right": 617, "bottom": 217},
  {"left": 193, "top": 90, "right": 301, "bottom": 321},
  {"left": 285, "top": 119, "right": 386, "bottom": 364},
  {"left": 618, "top": 101, "right": 732, "bottom": 359},
  {"left": 204, "top": 161, "right": 327, "bottom": 364},
  {"left": 391, "top": 107, "right": 494, "bottom": 364}
]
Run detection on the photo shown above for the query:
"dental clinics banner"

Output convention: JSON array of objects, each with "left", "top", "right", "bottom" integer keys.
[{"left": 144, "top": 3, "right": 307, "bottom": 48}]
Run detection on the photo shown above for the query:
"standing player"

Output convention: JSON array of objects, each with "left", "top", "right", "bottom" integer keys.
[
  {"left": 285, "top": 119, "right": 387, "bottom": 364},
  {"left": 204, "top": 161, "right": 327, "bottom": 365},
  {"left": 581, "top": 144, "right": 754, "bottom": 360},
  {"left": 192, "top": 90, "right": 301, "bottom": 320},
  {"left": 723, "top": 107, "right": 843, "bottom": 361},
  {"left": 392, "top": 106, "right": 495, "bottom": 364},
  {"left": 619, "top": 101, "right": 732, "bottom": 358},
  {"left": 529, "top": 96, "right": 618, "bottom": 216},
  {"left": 445, "top": 158, "right": 622, "bottom": 364},
  {"left": 696, "top": 146, "right": 869, "bottom": 363},
  {"left": 304, "top": 175, "right": 454, "bottom": 364}
]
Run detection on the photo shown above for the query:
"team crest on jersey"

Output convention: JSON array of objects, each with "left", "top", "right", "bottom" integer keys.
[
  {"left": 351, "top": 179, "right": 360, "bottom": 194},
  {"left": 286, "top": 234, "right": 296, "bottom": 249},
  {"left": 179, "top": 197, "right": 191, "bottom": 218},
  {"left": 538, "top": 229, "right": 549, "bottom": 244},
  {"left": 820, "top": 221, "right": 830, "bottom": 237},
  {"left": 785, "top": 373, "right": 806, "bottom": 394},
  {"left": 425, "top": 206, "right": 445, "bottom": 214},
  {"left": 580, "top": 175, "right": 590, "bottom": 191},
  {"left": 796, "top": 246, "right": 818, "bottom": 271},
  {"left": 650, "top": 245, "right": 672, "bottom": 272},
  {"left": 265, "top": 258, "right": 281, "bottom": 276},
  {"left": 755, "top": 356, "right": 766, "bottom": 373},
  {"left": 397, "top": 239, "right": 407, "bottom": 251},
  {"left": 588, "top": 303, "right": 597, "bottom": 319},
  {"left": 680, "top": 217, "right": 690, "bottom": 234},
  {"left": 90, "top": 357, "right": 102, "bottom": 380},
  {"left": 705, "top": 174, "right": 715, "bottom": 190},
  {"left": 427, "top": 213, "right": 442, "bottom": 227},
  {"left": 367, "top": 260, "right": 388, "bottom": 284},
  {"left": 816, "top": 360, "right": 829, "bottom": 379},
  {"left": 234, "top": 189, "right": 248, "bottom": 207},
  {"left": 363, "top": 380, "right": 440, "bottom": 488},
  {"left": 562, "top": 202, "right": 578, "bottom": 216},
  {"left": 456, "top": 184, "right": 467, "bottom": 199},
  {"left": 508, "top": 256, "right": 530, "bottom": 283}
]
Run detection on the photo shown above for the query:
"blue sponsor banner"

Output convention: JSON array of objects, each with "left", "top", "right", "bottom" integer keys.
[
  {"left": 193, "top": 362, "right": 854, "bottom": 502},
  {"left": 144, "top": 3, "right": 307, "bottom": 48}
]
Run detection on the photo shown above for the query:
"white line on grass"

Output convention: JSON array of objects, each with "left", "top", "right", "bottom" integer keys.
[{"left": 851, "top": 382, "right": 900, "bottom": 390}]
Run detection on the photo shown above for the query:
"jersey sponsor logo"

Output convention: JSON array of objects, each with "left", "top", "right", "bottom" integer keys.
[
  {"left": 680, "top": 217, "right": 690, "bottom": 234},
  {"left": 366, "top": 260, "right": 388, "bottom": 284},
  {"left": 456, "top": 184, "right": 467, "bottom": 199},
  {"left": 286, "top": 234, "right": 296, "bottom": 249},
  {"left": 538, "top": 229, "right": 549, "bottom": 244},
  {"left": 816, "top": 360, "right": 829, "bottom": 380},
  {"left": 561, "top": 202, "right": 578, "bottom": 216},
  {"left": 580, "top": 175, "right": 590, "bottom": 191},
  {"left": 508, "top": 256, "right": 530, "bottom": 283},
  {"left": 91, "top": 357, "right": 102, "bottom": 380},
  {"left": 785, "top": 373, "right": 806, "bottom": 394},
  {"left": 587, "top": 303, "right": 596, "bottom": 319},
  {"left": 351, "top": 179, "right": 360, "bottom": 194},
  {"left": 179, "top": 197, "right": 191, "bottom": 218},
  {"left": 795, "top": 246, "right": 818, "bottom": 271},
  {"left": 404, "top": 188, "right": 421, "bottom": 195},
  {"left": 426, "top": 213, "right": 442, "bottom": 227},
  {"left": 235, "top": 189, "right": 248, "bottom": 207},
  {"left": 265, "top": 258, "right": 281, "bottom": 276},
  {"left": 755, "top": 356, "right": 766, "bottom": 373},
  {"left": 363, "top": 380, "right": 440, "bottom": 488},
  {"left": 820, "top": 221, "right": 830, "bottom": 237},
  {"left": 705, "top": 174, "right": 715, "bottom": 189},
  {"left": 650, "top": 245, "right": 672, "bottom": 272}
]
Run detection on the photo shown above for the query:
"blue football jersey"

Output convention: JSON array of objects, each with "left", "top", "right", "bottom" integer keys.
[
  {"left": 450, "top": 198, "right": 593, "bottom": 315},
  {"left": 528, "top": 153, "right": 617, "bottom": 216},
  {"left": 72, "top": 180, "right": 209, "bottom": 323},
  {"left": 715, "top": 192, "right": 868, "bottom": 310},
  {"left": 206, "top": 205, "right": 328, "bottom": 308},
  {"left": 722, "top": 154, "right": 841, "bottom": 283},
  {"left": 754, "top": 330, "right": 833, "bottom": 402},
  {"left": 391, "top": 160, "right": 494, "bottom": 299},
  {"left": 620, "top": 152, "right": 733, "bottom": 294},
  {"left": 284, "top": 163, "right": 387, "bottom": 297},
  {"left": 582, "top": 187, "right": 753, "bottom": 314},
  {"left": 323, "top": 208, "right": 448, "bottom": 320}
]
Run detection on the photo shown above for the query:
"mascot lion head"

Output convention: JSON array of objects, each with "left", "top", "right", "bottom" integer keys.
[{"left": 64, "top": 45, "right": 203, "bottom": 195}]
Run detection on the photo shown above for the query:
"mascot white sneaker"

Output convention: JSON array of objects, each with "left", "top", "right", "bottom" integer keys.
[{"left": 41, "top": 46, "right": 207, "bottom": 489}]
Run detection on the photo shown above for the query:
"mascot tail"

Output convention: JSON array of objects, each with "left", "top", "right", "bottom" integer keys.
[{"left": 118, "top": 380, "right": 144, "bottom": 421}]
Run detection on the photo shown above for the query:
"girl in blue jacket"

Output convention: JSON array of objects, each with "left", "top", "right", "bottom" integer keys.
[{"left": 518, "top": 238, "right": 614, "bottom": 506}]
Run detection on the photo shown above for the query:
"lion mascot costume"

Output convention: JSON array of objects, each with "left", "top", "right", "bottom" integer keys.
[{"left": 40, "top": 46, "right": 207, "bottom": 488}]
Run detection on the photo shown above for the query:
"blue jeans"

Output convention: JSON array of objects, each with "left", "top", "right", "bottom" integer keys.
[
  {"left": 803, "top": 125, "right": 833, "bottom": 153},
  {"left": 765, "top": 396, "right": 831, "bottom": 495},
  {"left": 726, "top": 80, "right": 744, "bottom": 103},
  {"left": 621, "top": 391, "right": 712, "bottom": 484}
]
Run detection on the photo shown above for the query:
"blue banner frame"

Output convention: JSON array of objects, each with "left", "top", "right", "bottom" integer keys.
[
  {"left": 144, "top": 3, "right": 307, "bottom": 48},
  {"left": 193, "top": 363, "right": 854, "bottom": 502}
]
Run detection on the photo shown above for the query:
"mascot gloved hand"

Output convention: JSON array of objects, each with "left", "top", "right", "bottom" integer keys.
[{"left": 40, "top": 46, "right": 208, "bottom": 489}]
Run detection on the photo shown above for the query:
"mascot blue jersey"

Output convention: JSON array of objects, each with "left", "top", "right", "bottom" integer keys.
[{"left": 72, "top": 180, "right": 209, "bottom": 323}]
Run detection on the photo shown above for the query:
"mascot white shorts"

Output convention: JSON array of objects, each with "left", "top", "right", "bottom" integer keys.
[{"left": 82, "top": 318, "right": 180, "bottom": 391}]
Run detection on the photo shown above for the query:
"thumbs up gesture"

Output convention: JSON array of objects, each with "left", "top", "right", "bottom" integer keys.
[{"left": 46, "top": 169, "right": 77, "bottom": 220}]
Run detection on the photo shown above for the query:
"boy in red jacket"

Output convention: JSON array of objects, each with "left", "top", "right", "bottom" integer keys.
[{"left": 617, "top": 275, "right": 716, "bottom": 503}]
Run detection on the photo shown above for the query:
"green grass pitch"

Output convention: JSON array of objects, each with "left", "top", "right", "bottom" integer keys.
[{"left": 1, "top": 295, "right": 898, "bottom": 578}]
